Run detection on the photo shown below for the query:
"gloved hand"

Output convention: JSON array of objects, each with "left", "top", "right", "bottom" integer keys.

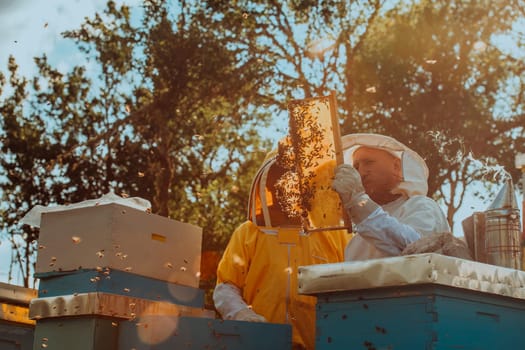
[
  {"left": 332, "top": 164, "right": 365, "bottom": 209},
  {"left": 332, "top": 164, "right": 380, "bottom": 224},
  {"left": 232, "top": 308, "right": 267, "bottom": 322}
]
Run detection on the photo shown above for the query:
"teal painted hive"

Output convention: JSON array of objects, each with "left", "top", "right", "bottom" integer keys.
[{"left": 298, "top": 253, "right": 525, "bottom": 350}]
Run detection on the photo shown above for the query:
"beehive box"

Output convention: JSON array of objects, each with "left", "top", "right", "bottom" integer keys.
[
  {"left": 35, "top": 203, "right": 202, "bottom": 288},
  {"left": 313, "top": 284, "right": 525, "bottom": 349},
  {"left": 118, "top": 316, "right": 292, "bottom": 350},
  {"left": 36, "top": 269, "right": 204, "bottom": 308},
  {"left": 32, "top": 317, "right": 117, "bottom": 350},
  {"left": 298, "top": 253, "right": 525, "bottom": 349},
  {"left": 0, "top": 282, "right": 36, "bottom": 350}
]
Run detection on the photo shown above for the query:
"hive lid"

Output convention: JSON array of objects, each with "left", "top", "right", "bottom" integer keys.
[
  {"left": 298, "top": 253, "right": 525, "bottom": 300},
  {"left": 0, "top": 282, "right": 37, "bottom": 305}
]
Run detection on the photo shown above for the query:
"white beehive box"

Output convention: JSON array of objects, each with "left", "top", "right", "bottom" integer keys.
[{"left": 35, "top": 203, "right": 202, "bottom": 288}]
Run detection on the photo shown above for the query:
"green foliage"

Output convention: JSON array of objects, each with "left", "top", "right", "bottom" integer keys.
[
  {"left": 204, "top": 0, "right": 383, "bottom": 101},
  {"left": 342, "top": 0, "right": 525, "bottom": 226},
  {"left": 0, "top": 58, "right": 53, "bottom": 286}
]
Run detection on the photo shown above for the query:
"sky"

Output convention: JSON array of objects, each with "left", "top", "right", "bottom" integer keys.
[
  {"left": 1, "top": 0, "right": 101, "bottom": 75},
  {"left": 0, "top": 0, "right": 523, "bottom": 286}
]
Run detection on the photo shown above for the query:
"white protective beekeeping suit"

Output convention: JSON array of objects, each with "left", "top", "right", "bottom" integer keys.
[{"left": 340, "top": 133, "right": 450, "bottom": 260}]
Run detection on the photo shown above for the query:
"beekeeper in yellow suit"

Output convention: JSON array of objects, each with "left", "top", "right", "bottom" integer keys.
[{"left": 213, "top": 151, "right": 349, "bottom": 350}]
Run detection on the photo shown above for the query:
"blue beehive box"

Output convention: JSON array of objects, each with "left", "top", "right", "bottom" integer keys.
[
  {"left": 118, "top": 316, "right": 292, "bottom": 350},
  {"left": 35, "top": 269, "right": 205, "bottom": 308},
  {"left": 32, "top": 316, "right": 117, "bottom": 350},
  {"left": 298, "top": 253, "right": 525, "bottom": 350}
]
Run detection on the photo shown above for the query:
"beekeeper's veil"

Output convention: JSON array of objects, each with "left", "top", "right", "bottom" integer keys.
[
  {"left": 341, "top": 133, "right": 429, "bottom": 197},
  {"left": 247, "top": 150, "right": 301, "bottom": 227}
]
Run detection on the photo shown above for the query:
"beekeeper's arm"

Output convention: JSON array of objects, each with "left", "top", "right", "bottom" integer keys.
[
  {"left": 213, "top": 222, "right": 266, "bottom": 323},
  {"left": 332, "top": 164, "right": 424, "bottom": 255}
]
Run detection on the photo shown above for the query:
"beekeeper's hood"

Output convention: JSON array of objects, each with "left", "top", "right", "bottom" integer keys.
[
  {"left": 247, "top": 150, "right": 300, "bottom": 227},
  {"left": 341, "top": 133, "right": 429, "bottom": 197}
]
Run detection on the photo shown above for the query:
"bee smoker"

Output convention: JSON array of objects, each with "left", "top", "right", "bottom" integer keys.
[
  {"left": 484, "top": 178, "right": 522, "bottom": 269},
  {"left": 463, "top": 178, "right": 522, "bottom": 269}
]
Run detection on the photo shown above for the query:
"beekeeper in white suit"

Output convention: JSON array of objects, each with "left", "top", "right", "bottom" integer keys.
[{"left": 333, "top": 133, "right": 450, "bottom": 260}]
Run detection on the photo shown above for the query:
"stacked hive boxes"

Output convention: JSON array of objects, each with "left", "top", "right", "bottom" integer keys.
[
  {"left": 29, "top": 203, "right": 291, "bottom": 350},
  {"left": 30, "top": 203, "right": 206, "bottom": 350}
]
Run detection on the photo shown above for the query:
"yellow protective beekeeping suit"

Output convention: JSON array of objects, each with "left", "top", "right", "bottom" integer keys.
[
  {"left": 215, "top": 154, "right": 349, "bottom": 349},
  {"left": 216, "top": 221, "right": 347, "bottom": 349}
]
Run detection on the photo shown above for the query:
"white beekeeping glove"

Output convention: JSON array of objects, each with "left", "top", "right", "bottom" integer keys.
[
  {"left": 232, "top": 308, "right": 267, "bottom": 322},
  {"left": 332, "top": 164, "right": 380, "bottom": 224},
  {"left": 213, "top": 283, "right": 267, "bottom": 322}
]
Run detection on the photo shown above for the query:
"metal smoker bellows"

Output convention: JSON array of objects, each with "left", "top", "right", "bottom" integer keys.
[
  {"left": 485, "top": 178, "right": 522, "bottom": 269},
  {"left": 463, "top": 178, "right": 522, "bottom": 269}
]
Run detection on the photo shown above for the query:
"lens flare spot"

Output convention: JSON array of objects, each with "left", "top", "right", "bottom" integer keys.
[{"left": 137, "top": 314, "right": 180, "bottom": 345}]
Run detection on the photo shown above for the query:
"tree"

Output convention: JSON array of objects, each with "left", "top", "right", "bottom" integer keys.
[
  {"left": 0, "top": 0, "right": 273, "bottom": 292},
  {"left": 205, "top": 0, "right": 384, "bottom": 101},
  {"left": 0, "top": 58, "right": 61, "bottom": 286},
  {"left": 342, "top": 0, "right": 525, "bottom": 229}
]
